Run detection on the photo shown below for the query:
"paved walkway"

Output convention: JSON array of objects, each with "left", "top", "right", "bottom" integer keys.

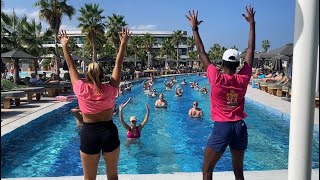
[
  {"left": 1, "top": 77, "right": 319, "bottom": 179},
  {"left": 2, "top": 170, "right": 319, "bottom": 180}
]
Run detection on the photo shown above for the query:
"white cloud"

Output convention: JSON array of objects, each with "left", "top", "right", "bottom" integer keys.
[
  {"left": 2, "top": 8, "right": 40, "bottom": 22},
  {"left": 130, "top": 24, "right": 157, "bottom": 31}
]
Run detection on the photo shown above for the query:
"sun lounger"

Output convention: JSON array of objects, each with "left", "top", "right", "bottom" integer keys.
[
  {"left": 60, "top": 81, "right": 72, "bottom": 93},
  {"left": 1, "top": 91, "right": 26, "bottom": 109},
  {"left": 267, "top": 84, "right": 283, "bottom": 97},
  {"left": 35, "top": 83, "right": 64, "bottom": 97},
  {"left": 11, "top": 87, "right": 45, "bottom": 102}
]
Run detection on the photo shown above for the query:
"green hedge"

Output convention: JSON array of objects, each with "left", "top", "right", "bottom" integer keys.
[{"left": 1, "top": 79, "right": 18, "bottom": 90}]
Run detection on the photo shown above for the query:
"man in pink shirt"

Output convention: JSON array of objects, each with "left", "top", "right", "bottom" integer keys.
[{"left": 186, "top": 6, "right": 256, "bottom": 180}]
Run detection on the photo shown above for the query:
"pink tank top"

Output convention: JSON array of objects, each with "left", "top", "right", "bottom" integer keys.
[
  {"left": 127, "top": 126, "right": 141, "bottom": 138},
  {"left": 73, "top": 80, "right": 118, "bottom": 114}
]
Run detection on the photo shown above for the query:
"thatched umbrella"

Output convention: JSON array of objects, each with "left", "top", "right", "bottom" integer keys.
[
  {"left": 1, "top": 50, "right": 36, "bottom": 84},
  {"left": 260, "top": 43, "right": 293, "bottom": 59},
  {"left": 124, "top": 57, "right": 141, "bottom": 66}
]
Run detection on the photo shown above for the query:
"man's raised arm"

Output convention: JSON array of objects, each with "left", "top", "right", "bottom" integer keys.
[
  {"left": 242, "top": 5, "right": 256, "bottom": 66},
  {"left": 186, "top": 10, "right": 211, "bottom": 69}
]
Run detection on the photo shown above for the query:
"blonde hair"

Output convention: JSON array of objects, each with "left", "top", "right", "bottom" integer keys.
[{"left": 85, "top": 62, "right": 105, "bottom": 95}]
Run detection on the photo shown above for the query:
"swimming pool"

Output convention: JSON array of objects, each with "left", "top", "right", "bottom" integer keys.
[{"left": 1, "top": 74, "right": 319, "bottom": 178}]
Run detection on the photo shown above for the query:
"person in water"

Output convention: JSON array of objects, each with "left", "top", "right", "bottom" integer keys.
[
  {"left": 181, "top": 79, "right": 187, "bottom": 85},
  {"left": 175, "top": 86, "right": 183, "bottom": 97},
  {"left": 200, "top": 87, "right": 208, "bottom": 94},
  {"left": 155, "top": 93, "right": 168, "bottom": 108},
  {"left": 119, "top": 103, "right": 150, "bottom": 139},
  {"left": 61, "top": 27, "right": 131, "bottom": 180},
  {"left": 188, "top": 101, "right": 203, "bottom": 118},
  {"left": 164, "top": 78, "right": 174, "bottom": 90},
  {"left": 71, "top": 107, "right": 83, "bottom": 130},
  {"left": 186, "top": 6, "right": 255, "bottom": 180}
]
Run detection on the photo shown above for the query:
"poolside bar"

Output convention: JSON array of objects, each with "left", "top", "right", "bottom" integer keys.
[{"left": 288, "top": 0, "right": 319, "bottom": 179}]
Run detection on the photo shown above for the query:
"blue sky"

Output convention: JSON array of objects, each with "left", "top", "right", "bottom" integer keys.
[{"left": 2, "top": 0, "right": 296, "bottom": 52}]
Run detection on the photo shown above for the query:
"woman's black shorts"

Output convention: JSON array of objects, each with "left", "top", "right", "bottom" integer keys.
[{"left": 80, "top": 120, "right": 120, "bottom": 154}]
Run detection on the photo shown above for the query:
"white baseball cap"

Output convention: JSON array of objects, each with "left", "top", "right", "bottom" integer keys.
[
  {"left": 222, "top": 49, "right": 240, "bottom": 62},
  {"left": 130, "top": 116, "right": 137, "bottom": 122}
]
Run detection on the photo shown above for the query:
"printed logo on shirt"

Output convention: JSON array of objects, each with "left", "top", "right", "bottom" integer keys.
[{"left": 226, "top": 90, "right": 239, "bottom": 107}]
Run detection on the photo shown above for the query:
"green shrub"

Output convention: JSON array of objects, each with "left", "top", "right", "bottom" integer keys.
[
  {"left": 1, "top": 79, "right": 17, "bottom": 90},
  {"left": 63, "top": 72, "right": 70, "bottom": 81}
]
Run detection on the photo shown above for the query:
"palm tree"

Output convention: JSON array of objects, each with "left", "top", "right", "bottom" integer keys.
[
  {"left": 78, "top": 3, "right": 105, "bottom": 62},
  {"left": 262, "top": 40, "right": 270, "bottom": 52},
  {"left": 160, "top": 38, "right": 175, "bottom": 59},
  {"left": 142, "top": 33, "right": 155, "bottom": 68},
  {"left": 20, "top": 18, "right": 47, "bottom": 75},
  {"left": 1, "top": 10, "right": 25, "bottom": 51},
  {"left": 34, "top": 0, "right": 75, "bottom": 74},
  {"left": 187, "top": 36, "right": 195, "bottom": 52},
  {"left": 231, "top": 45, "right": 238, "bottom": 50},
  {"left": 172, "top": 30, "right": 183, "bottom": 60},
  {"left": 129, "top": 36, "right": 142, "bottom": 59},
  {"left": 188, "top": 51, "right": 198, "bottom": 60},
  {"left": 208, "top": 43, "right": 222, "bottom": 60},
  {"left": 106, "top": 14, "right": 127, "bottom": 54}
]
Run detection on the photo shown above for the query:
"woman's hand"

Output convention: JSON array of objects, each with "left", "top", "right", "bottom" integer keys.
[
  {"left": 145, "top": 104, "right": 150, "bottom": 110},
  {"left": 59, "top": 30, "right": 69, "bottom": 48},
  {"left": 119, "top": 27, "right": 131, "bottom": 45},
  {"left": 185, "top": 10, "right": 203, "bottom": 28},
  {"left": 242, "top": 5, "right": 255, "bottom": 24},
  {"left": 119, "top": 103, "right": 125, "bottom": 111}
]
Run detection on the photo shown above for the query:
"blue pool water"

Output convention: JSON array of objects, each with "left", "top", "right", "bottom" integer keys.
[{"left": 1, "top": 75, "right": 319, "bottom": 178}]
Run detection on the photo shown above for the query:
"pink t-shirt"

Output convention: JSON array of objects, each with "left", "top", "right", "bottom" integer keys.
[
  {"left": 73, "top": 80, "right": 118, "bottom": 114},
  {"left": 206, "top": 62, "right": 252, "bottom": 122}
]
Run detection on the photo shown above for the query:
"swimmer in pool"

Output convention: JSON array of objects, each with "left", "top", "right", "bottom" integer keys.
[
  {"left": 188, "top": 101, "right": 203, "bottom": 118},
  {"left": 155, "top": 93, "right": 168, "bottom": 108},
  {"left": 175, "top": 86, "right": 183, "bottom": 97},
  {"left": 119, "top": 103, "right": 150, "bottom": 139}
]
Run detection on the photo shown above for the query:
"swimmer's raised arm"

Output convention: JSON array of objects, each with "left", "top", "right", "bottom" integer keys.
[
  {"left": 139, "top": 104, "right": 150, "bottom": 131},
  {"left": 119, "top": 103, "right": 130, "bottom": 131}
]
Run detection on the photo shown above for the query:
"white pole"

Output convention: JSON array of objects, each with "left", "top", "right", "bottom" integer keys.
[
  {"left": 288, "top": 0, "right": 319, "bottom": 179},
  {"left": 316, "top": 46, "right": 319, "bottom": 92}
]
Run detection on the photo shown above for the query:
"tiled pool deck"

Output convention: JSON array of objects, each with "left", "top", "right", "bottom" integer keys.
[{"left": 1, "top": 77, "right": 319, "bottom": 179}]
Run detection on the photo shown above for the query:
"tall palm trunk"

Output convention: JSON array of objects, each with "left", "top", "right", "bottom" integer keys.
[
  {"left": 176, "top": 44, "right": 179, "bottom": 68},
  {"left": 92, "top": 36, "right": 97, "bottom": 62},
  {"left": 176, "top": 45, "right": 179, "bottom": 60},
  {"left": 13, "top": 59, "right": 19, "bottom": 84},
  {"left": 33, "top": 59, "right": 38, "bottom": 75},
  {"left": 54, "top": 33, "right": 60, "bottom": 75}
]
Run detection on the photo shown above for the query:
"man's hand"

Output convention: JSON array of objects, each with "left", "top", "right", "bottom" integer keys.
[
  {"left": 145, "top": 104, "right": 150, "bottom": 110},
  {"left": 119, "top": 27, "right": 131, "bottom": 45},
  {"left": 242, "top": 5, "right": 255, "bottom": 24},
  {"left": 185, "top": 10, "right": 203, "bottom": 29},
  {"left": 59, "top": 30, "right": 69, "bottom": 48}
]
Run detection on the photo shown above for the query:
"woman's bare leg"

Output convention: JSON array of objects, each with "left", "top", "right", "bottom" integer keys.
[
  {"left": 80, "top": 151, "right": 100, "bottom": 180},
  {"left": 103, "top": 146, "right": 120, "bottom": 180}
]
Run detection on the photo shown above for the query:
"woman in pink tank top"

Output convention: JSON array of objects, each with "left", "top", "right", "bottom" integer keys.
[
  {"left": 60, "top": 27, "right": 131, "bottom": 180},
  {"left": 119, "top": 102, "right": 150, "bottom": 139}
]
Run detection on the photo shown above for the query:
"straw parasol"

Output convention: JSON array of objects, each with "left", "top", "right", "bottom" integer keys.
[{"left": 1, "top": 50, "right": 36, "bottom": 84}]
